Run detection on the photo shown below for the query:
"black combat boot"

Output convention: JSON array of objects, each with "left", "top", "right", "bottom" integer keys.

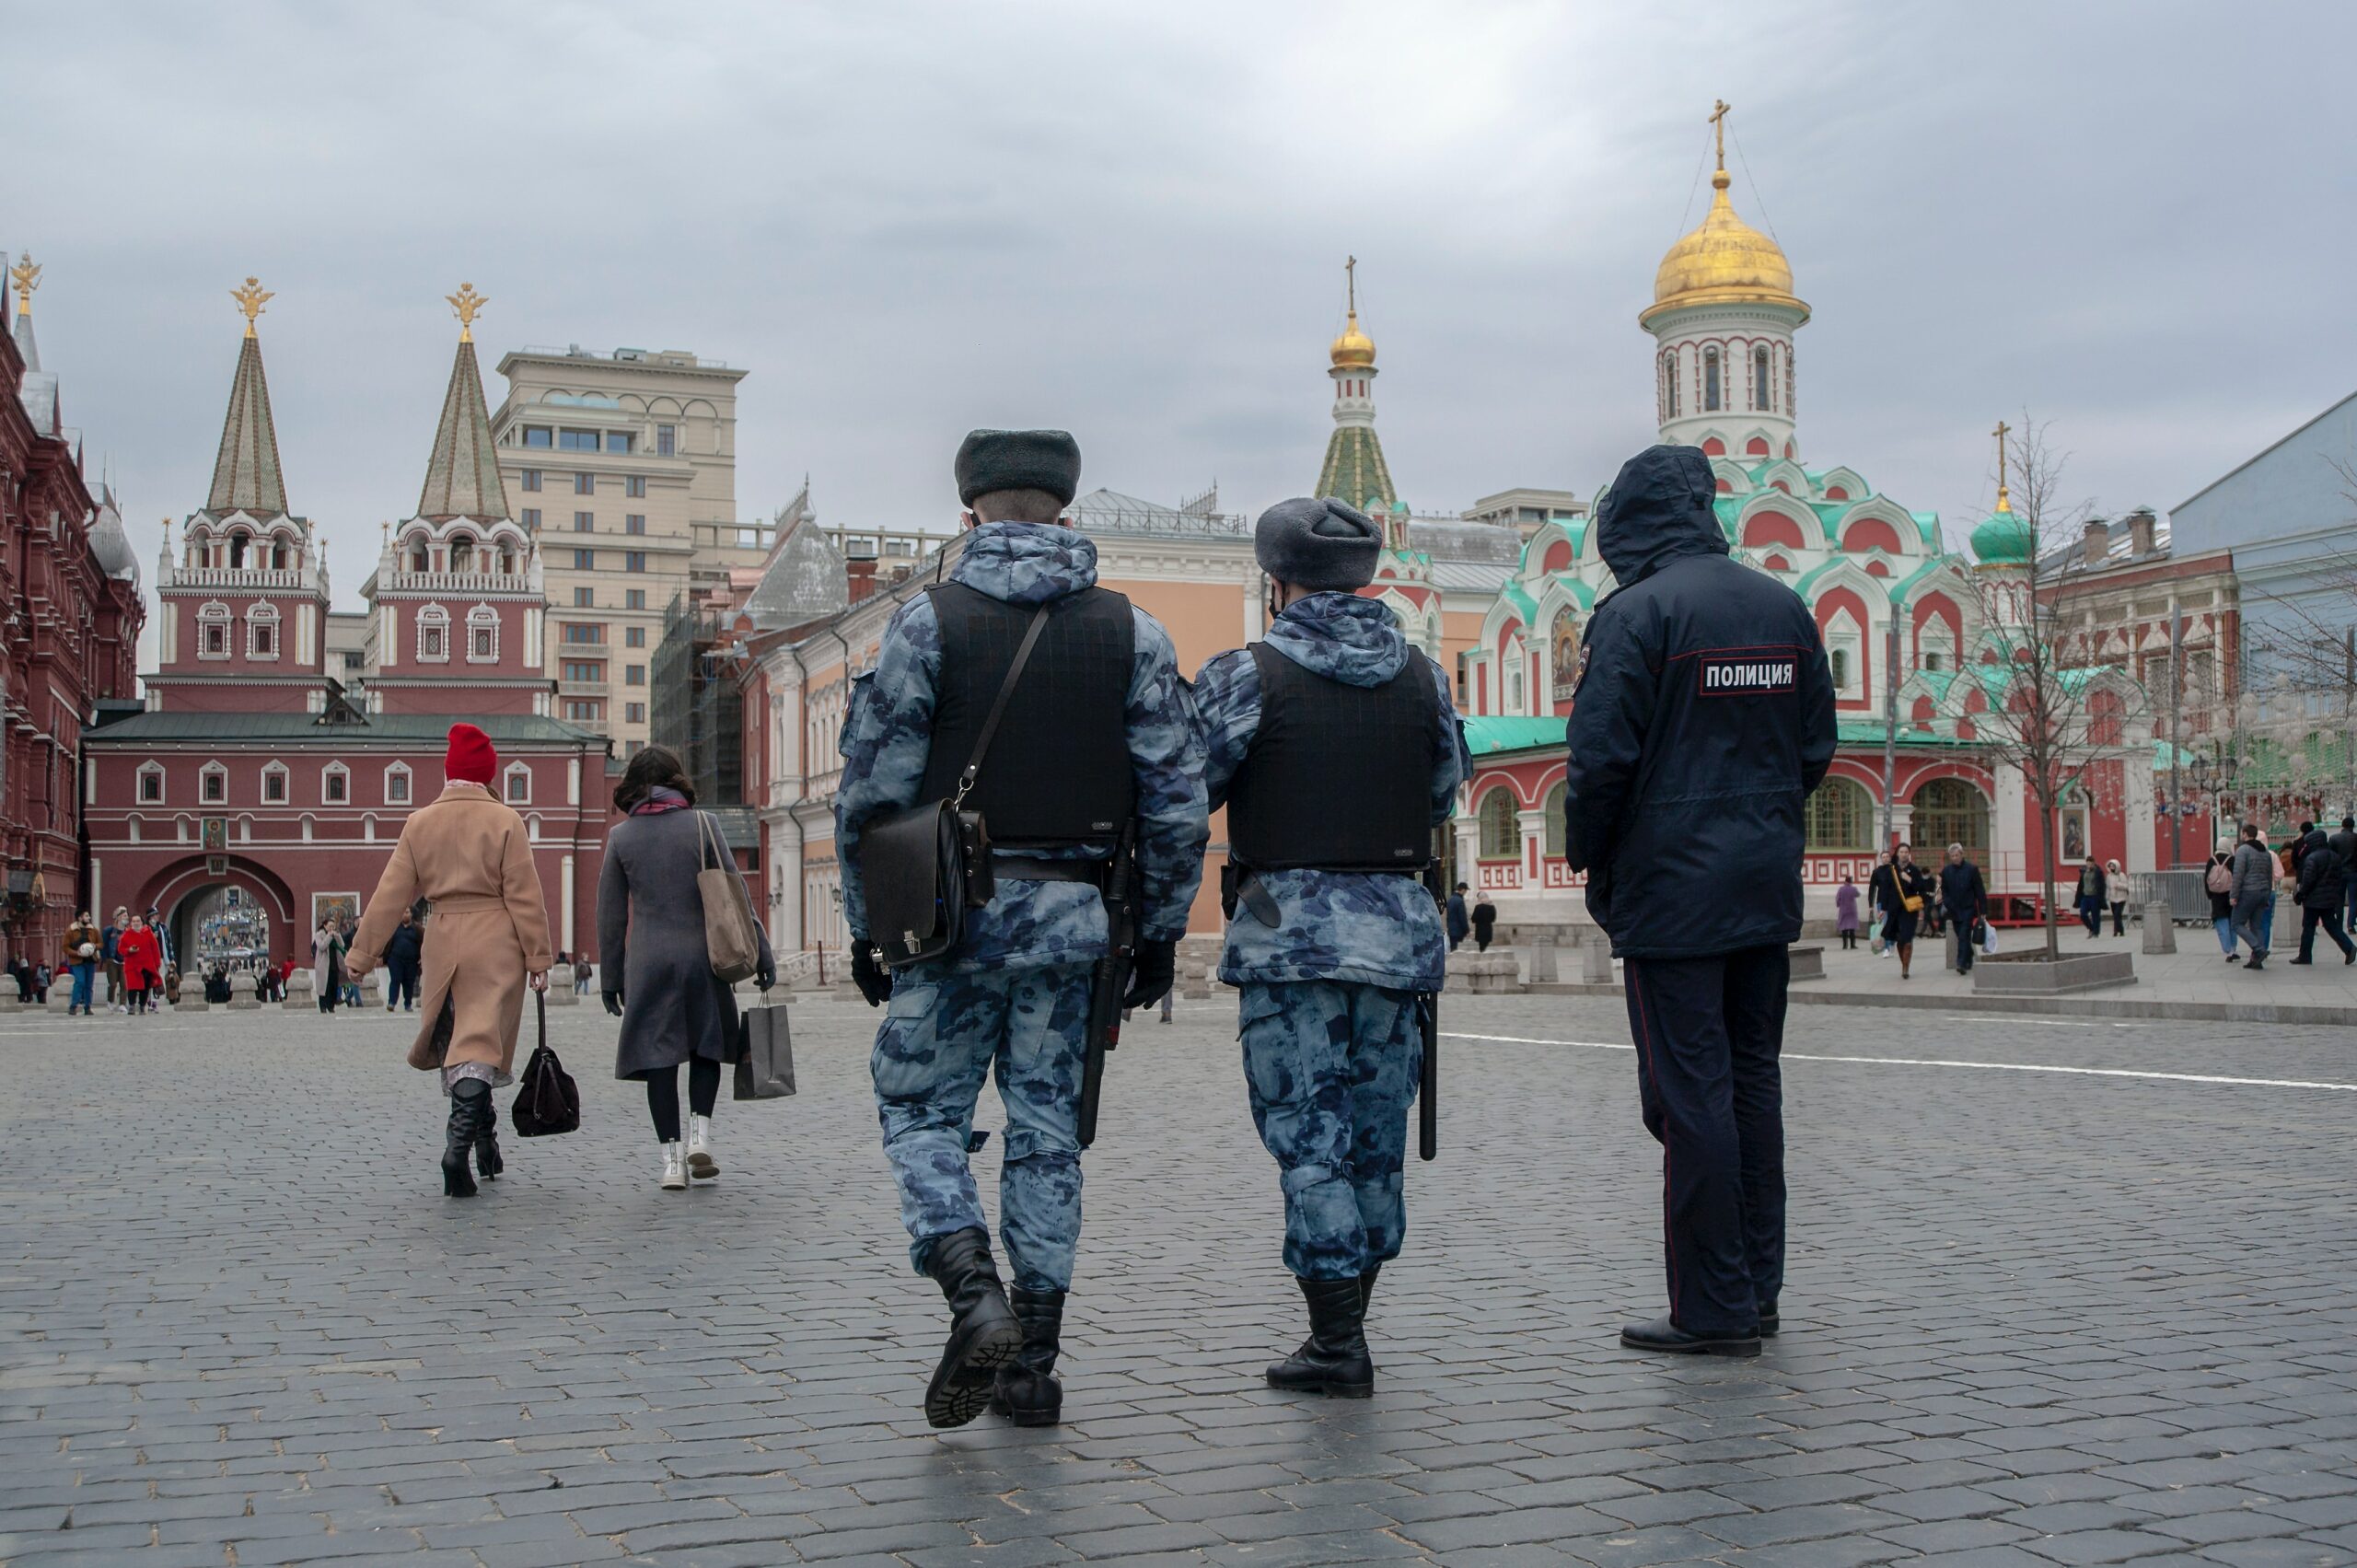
[
  {"left": 1359, "top": 1260, "right": 1383, "bottom": 1315},
  {"left": 474, "top": 1095, "right": 505, "bottom": 1181},
  {"left": 989, "top": 1287, "right": 1066, "bottom": 1426},
  {"left": 920, "top": 1227, "right": 1023, "bottom": 1429},
  {"left": 442, "top": 1080, "right": 488, "bottom": 1198},
  {"left": 1265, "top": 1276, "right": 1374, "bottom": 1399}
]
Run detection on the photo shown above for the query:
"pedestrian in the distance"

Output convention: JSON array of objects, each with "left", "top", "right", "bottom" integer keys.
[
  {"left": 313, "top": 916, "right": 345, "bottom": 1014},
  {"left": 574, "top": 954, "right": 592, "bottom": 995},
  {"left": 1470, "top": 896, "right": 1497, "bottom": 953},
  {"left": 1940, "top": 843, "right": 1987, "bottom": 975},
  {"left": 2290, "top": 826, "right": 2355, "bottom": 965},
  {"left": 62, "top": 911, "right": 99, "bottom": 1016},
  {"left": 598, "top": 745, "right": 777, "bottom": 1192},
  {"left": 345, "top": 723, "right": 555, "bottom": 1199},
  {"left": 1871, "top": 844, "right": 1933, "bottom": 980},
  {"left": 2205, "top": 839, "right": 2238, "bottom": 961},
  {"left": 2073, "top": 861, "right": 2107, "bottom": 938},
  {"left": 1833, "top": 877, "right": 1860, "bottom": 950},
  {"left": 118, "top": 914, "right": 162, "bottom": 1015},
  {"left": 102, "top": 907, "right": 126, "bottom": 1012},
  {"left": 34, "top": 963, "right": 51, "bottom": 1005},
  {"left": 2333, "top": 816, "right": 2357, "bottom": 935},
  {"left": 163, "top": 964, "right": 182, "bottom": 1007},
  {"left": 384, "top": 911, "right": 424, "bottom": 1012},
  {"left": 2104, "top": 857, "right": 2127, "bottom": 936},
  {"left": 1446, "top": 883, "right": 1470, "bottom": 952},
  {"left": 2229, "top": 822, "right": 2276, "bottom": 970},
  {"left": 1561, "top": 444, "right": 1837, "bottom": 1358}
]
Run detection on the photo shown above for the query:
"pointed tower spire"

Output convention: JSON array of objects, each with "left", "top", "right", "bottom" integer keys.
[
  {"left": 1316, "top": 256, "right": 1397, "bottom": 513},
  {"left": 415, "top": 285, "right": 509, "bottom": 521},
  {"left": 207, "top": 277, "right": 290, "bottom": 517},
  {"left": 10, "top": 252, "right": 41, "bottom": 371}
]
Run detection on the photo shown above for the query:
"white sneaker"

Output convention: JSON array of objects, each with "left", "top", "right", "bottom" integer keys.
[
  {"left": 658, "top": 1142, "right": 688, "bottom": 1191},
  {"left": 685, "top": 1114, "right": 718, "bottom": 1180}
]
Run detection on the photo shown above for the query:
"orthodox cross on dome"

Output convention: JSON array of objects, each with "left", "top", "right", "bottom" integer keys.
[
  {"left": 1991, "top": 419, "right": 2012, "bottom": 512},
  {"left": 232, "top": 276, "right": 273, "bottom": 338},
  {"left": 1709, "top": 99, "right": 1731, "bottom": 170},
  {"left": 1345, "top": 254, "right": 1357, "bottom": 314},
  {"left": 447, "top": 283, "right": 487, "bottom": 343},
  {"left": 9, "top": 252, "right": 38, "bottom": 315}
]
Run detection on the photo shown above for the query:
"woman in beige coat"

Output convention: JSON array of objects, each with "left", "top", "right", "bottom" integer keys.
[{"left": 349, "top": 724, "right": 554, "bottom": 1196}]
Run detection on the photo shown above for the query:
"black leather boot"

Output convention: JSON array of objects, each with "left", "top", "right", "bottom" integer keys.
[
  {"left": 1359, "top": 1260, "right": 1383, "bottom": 1315},
  {"left": 1620, "top": 1315, "right": 1760, "bottom": 1357},
  {"left": 920, "top": 1227, "right": 1023, "bottom": 1429},
  {"left": 1266, "top": 1276, "right": 1374, "bottom": 1398},
  {"left": 989, "top": 1287, "right": 1066, "bottom": 1426},
  {"left": 474, "top": 1095, "right": 504, "bottom": 1181},
  {"left": 442, "top": 1081, "right": 486, "bottom": 1198}
]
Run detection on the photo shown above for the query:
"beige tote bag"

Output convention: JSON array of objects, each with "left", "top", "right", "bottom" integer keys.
[{"left": 696, "top": 811, "right": 761, "bottom": 984}]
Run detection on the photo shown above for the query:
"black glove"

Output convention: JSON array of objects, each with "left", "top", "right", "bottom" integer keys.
[
  {"left": 850, "top": 942, "right": 892, "bottom": 1008},
  {"left": 755, "top": 956, "right": 776, "bottom": 992},
  {"left": 1120, "top": 938, "right": 1177, "bottom": 1010},
  {"left": 602, "top": 990, "right": 624, "bottom": 1017}
]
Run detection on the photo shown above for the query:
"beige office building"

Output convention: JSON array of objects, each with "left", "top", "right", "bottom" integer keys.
[{"left": 488, "top": 344, "right": 765, "bottom": 754}]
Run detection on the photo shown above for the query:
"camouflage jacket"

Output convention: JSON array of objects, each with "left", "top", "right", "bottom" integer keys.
[
  {"left": 1195, "top": 593, "right": 1469, "bottom": 991},
  {"left": 836, "top": 521, "right": 1209, "bottom": 974}
]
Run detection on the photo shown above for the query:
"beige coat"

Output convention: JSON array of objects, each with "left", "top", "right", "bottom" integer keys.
[{"left": 350, "top": 782, "right": 554, "bottom": 1074}]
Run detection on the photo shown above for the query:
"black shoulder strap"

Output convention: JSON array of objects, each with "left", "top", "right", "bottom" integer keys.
[{"left": 949, "top": 598, "right": 1052, "bottom": 807}]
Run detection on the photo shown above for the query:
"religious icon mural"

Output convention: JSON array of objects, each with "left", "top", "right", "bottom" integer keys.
[{"left": 1550, "top": 608, "right": 1580, "bottom": 704}]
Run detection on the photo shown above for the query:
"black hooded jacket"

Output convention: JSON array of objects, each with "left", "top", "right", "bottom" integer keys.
[{"left": 1563, "top": 446, "right": 1838, "bottom": 958}]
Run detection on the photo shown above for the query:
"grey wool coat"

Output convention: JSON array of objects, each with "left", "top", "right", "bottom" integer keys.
[{"left": 598, "top": 807, "right": 774, "bottom": 1080}]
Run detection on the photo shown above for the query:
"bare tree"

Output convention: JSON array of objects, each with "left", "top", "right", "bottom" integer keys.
[{"left": 1961, "top": 418, "right": 2150, "bottom": 959}]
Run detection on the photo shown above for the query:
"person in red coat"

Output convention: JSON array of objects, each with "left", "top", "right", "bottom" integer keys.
[{"left": 117, "top": 913, "right": 164, "bottom": 1016}]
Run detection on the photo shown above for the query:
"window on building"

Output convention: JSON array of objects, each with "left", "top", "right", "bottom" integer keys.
[
  {"left": 261, "top": 766, "right": 287, "bottom": 804},
  {"left": 574, "top": 471, "right": 595, "bottom": 494},
  {"left": 625, "top": 514, "right": 645, "bottom": 535},
  {"left": 1830, "top": 648, "right": 1848, "bottom": 688},
  {"left": 560, "top": 430, "right": 600, "bottom": 452},
  {"left": 1805, "top": 776, "right": 1873, "bottom": 851},
  {"left": 561, "top": 622, "right": 605, "bottom": 644},
  {"left": 1911, "top": 778, "right": 1991, "bottom": 854},
  {"left": 574, "top": 549, "right": 595, "bottom": 570},
  {"left": 520, "top": 469, "right": 542, "bottom": 493},
  {"left": 449, "top": 536, "right": 474, "bottom": 573},
  {"left": 201, "top": 765, "right": 227, "bottom": 806},
  {"left": 624, "top": 552, "right": 647, "bottom": 574},
  {"left": 249, "top": 608, "right": 279, "bottom": 658},
  {"left": 625, "top": 589, "right": 646, "bottom": 610},
  {"left": 608, "top": 433, "right": 633, "bottom": 454},
  {"left": 522, "top": 426, "right": 552, "bottom": 448},
  {"left": 1663, "top": 350, "right": 1679, "bottom": 418},
  {"left": 416, "top": 605, "right": 449, "bottom": 663},
  {"left": 625, "top": 625, "right": 646, "bottom": 648},
  {"left": 323, "top": 766, "right": 349, "bottom": 805},
  {"left": 656, "top": 424, "right": 676, "bottom": 456},
  {"left": 521, "top": 507, "right": 540, "bottom": 529},
  {"left": 574, "top": 587, "right": 595, "bottom": 608},
  {"left": 563, "top": 660, "right": 606, "bottom": 683},
  {"left": 469, "top": 606, "right": 500, "bottom": 662},
  {"left": 625, "top": 703, "right": 646, "bottom": 724},
  {"left": 385, "top": 764, "right": 411, "bottom": 805},
  {"left": 1703, "top": 347, "right": 1722, "bottom": 412},
  {"left": 626, "top": 475, "right": 646, "bottom": 498},
  {"left": 573, "top": 511, "right": 594, "bottom": 533},
  {"left": 1478, "top": 787, "right": 1520, "bottom": 859},
  {"left": 563, "top": 700, "right": 604, "bottom": 723},
  {"left": 410, "top": 540, "right": 430, "bottom": 573},
  {"left": 198, "top": 601, "right": 232, "bottom": 658},
  {"left": 1543, "top": 782, "right": 1567, "bottom": 859},
  {"left": 138, "top": 765, "right": 164, "bottom": 804},
  {"left": 1753, "top": 345, "right": 1772, "bottom": 411},
  {"left": 626, "top": 664, "right": 645, "bottom": 686},
  {"left": 504, "top": 764, "right": 531, "bottom": 805}
]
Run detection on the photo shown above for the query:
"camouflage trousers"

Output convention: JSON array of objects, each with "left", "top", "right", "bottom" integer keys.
[
  {"left": 1237, "top": 980, "right": 1422, "bottom": 1281},
  {"left": 871, "top": 962, "right": 1091, "bottom": 1293}
]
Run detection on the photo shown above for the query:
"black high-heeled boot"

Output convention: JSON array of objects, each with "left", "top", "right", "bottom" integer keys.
[
  {"left": 990, "top": 1287, "right": 1066, "bottom": 1427},
  {"left": 474, "top": 1095, "right": 504, "bottom": 1181},
  {"left": 1265, "top": 1276, "right": 1375, "bottom": 1398},
  {"left": 442, "top": 1080, "right": 487, "bottom": 1198}
]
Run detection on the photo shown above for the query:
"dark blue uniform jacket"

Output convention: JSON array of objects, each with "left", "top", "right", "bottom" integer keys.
[{"left": 1562, "top": 445, "right": 1838, "bottom": 958}]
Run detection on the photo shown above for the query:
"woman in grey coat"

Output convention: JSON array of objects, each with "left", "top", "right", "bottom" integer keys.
[{"left": 598, "top": 746, "right": 776, "bottom": 1190}]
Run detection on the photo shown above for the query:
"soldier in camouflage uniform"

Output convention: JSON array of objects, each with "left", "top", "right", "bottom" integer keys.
[
  {"left": 1195, "top": 497, "right": 1469, "bottom": 1398},
  {"left": 836, "top": 429, "right": 1208, "bottom": 1429}
]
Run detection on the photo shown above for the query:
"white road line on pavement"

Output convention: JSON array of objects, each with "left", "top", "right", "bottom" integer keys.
[
  {"left": 1940, "top": 1016, "right": 2092, "bottom": 1028},
  {"left": 1441, "top": 1032, "right": 2357, "bottom": 1094}
]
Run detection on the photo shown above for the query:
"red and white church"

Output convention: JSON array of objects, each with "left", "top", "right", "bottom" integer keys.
[
  {"left": 84, "top": 284, "right": 609, "bottom": 966},
  {"left": 1433, "top": 142, "right": 2159, "bottom": 931}
]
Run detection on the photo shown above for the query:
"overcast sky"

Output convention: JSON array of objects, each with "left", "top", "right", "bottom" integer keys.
[{"left": 13, "top": 2, "right": 2355, "bottom": 610}]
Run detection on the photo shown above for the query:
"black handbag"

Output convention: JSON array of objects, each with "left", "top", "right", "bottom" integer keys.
[
  {"left": 863, "top": 601, "right": 1048, "bottom": 970},
  {"left": 511, "top": 993, "right": 580, "bottom": 1137}
]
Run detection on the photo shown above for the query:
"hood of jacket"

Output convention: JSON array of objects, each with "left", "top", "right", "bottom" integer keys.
[
  {"left": 950, "top": 520, "right": 1099, "bottom": 606},
  {"left": 1596, "top": 444, "right": 1731, "bottom": 587},
  {"left": 1265, "top": 591, "right": 1410, "bottom": 688}
]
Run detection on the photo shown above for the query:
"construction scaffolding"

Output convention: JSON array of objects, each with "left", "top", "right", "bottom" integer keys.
[{"left": 650, "top": 593, "right": 745, "bottom": 807}]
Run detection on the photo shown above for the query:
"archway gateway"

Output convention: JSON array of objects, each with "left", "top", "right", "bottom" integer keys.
[{"left": 134, "top": 855, "right": 300, "bottom": 968}]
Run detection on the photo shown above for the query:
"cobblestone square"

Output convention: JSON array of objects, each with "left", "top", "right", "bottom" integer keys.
[{"left": 5, "top": 993, "right": 2354, "bottom": 1566}]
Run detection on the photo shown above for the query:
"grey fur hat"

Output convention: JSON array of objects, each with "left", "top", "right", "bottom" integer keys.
[
  {"left": 955, "top": 428, "right": 1082, "bottom": 507},
  {"left": 1255, "top": 496, "right": 1381, "bottom": 590}
]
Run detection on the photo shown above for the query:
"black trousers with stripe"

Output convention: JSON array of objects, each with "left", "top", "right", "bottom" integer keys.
[{"left": 1621, "top": 944, "right": 1788, "bottom": 1334}]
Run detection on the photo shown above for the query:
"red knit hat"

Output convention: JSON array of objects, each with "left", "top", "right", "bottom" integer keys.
[{"left": 445, "top": 723, "right": 497, "bottom": 785}]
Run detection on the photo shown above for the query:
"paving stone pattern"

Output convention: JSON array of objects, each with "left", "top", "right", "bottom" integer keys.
[{"left": 3, "top": 993, "right": 2354, "bottom": 1566}]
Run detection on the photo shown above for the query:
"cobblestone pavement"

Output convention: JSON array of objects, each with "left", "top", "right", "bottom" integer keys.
[{"left": 5, "top": 992, "right": 2355, "bottom": 1566}]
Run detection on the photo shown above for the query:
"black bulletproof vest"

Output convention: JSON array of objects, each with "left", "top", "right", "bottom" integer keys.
[
  {"left": 917, "top": 582, "right": 1135, "bottom": 846},
  {"left": 1227, "top": 642, "right": 1438, "bottom": 871}
]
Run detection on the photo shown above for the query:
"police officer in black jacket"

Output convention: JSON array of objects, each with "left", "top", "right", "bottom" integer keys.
[{"left": 1563, "top": 445, "right": 1837, "bottom": 1357}]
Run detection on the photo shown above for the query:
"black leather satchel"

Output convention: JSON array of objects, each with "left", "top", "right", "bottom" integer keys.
[
  {"left": 511, "top": 993, "right": 581, "bottom": 1137},
  {"left": 864, "top": 603, "right": 1047, "bottom": 969}
]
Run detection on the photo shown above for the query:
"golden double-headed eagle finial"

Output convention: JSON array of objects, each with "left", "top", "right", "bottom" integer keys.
[
  {"left": 232, "top": 276, "right": 273, "bottom": 337},
  {"left": 447, "top": 283, "right": 487, "bottom": 342},
  {"left": 10, "top": 252, "right": 41, "bottom": 315}
]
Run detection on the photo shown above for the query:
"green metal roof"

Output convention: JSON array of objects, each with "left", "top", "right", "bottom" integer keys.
[
  {"left": 1463, "top": 715, "right": 1564, "bottom": 757},
  {"left": 87, "top": 712, "right": 605, "bottom": 749}
]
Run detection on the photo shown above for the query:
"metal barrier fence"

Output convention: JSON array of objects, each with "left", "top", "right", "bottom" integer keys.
[{"left": 2126, "top": 869, "right": 2211, "bottom": 925}]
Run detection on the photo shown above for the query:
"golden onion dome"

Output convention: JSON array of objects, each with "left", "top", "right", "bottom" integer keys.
[
  {"left": 1329, "top": 308, "right": 1376, "bottom": 368},
  {"left": 1642, "top": 168, "right": 1807, "bottom": 326}
]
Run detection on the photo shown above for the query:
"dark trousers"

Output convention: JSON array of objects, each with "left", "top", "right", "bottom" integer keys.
[
  {"left": 644, "top": 1057, "right": 722, "bottom": 1143},
  {"left": 2297, "top": 907, "right": 2355, "bottom": 962},
  {"left": 388, "top": 966, "right": 418, "bottom": 1010},
  {"left": 1952, "top": 916, "right": 1977, "bottom": 973},
  {"left": 1621, "top": 944, "right": 1788, "bottom": 1335}
]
